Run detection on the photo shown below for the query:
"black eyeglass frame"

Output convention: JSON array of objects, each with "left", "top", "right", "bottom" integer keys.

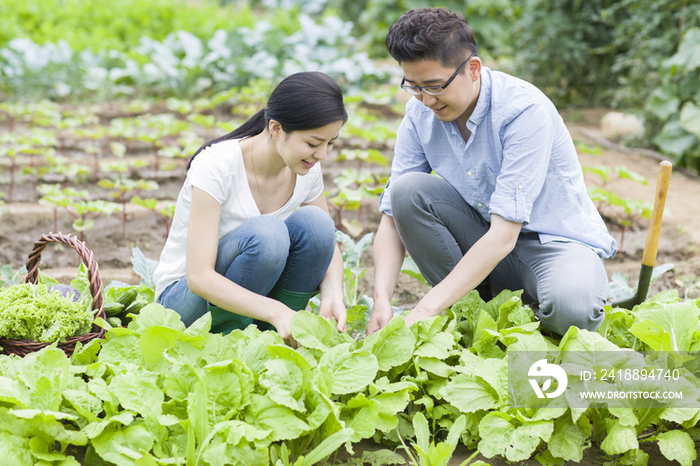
[{"left": 400, "top": 52, "right": 477, "bottom": 96}]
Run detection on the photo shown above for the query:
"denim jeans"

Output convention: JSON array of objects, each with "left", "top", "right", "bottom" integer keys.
[
  {"left": 390, "top": 172, "right": 609, "bottom": 336},
  {"left": 159, "top": 205, "right": 336, "bottom": 329}
]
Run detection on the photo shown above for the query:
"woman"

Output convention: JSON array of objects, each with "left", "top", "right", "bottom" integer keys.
[{"left": 154, "top": 71, "right": 348, "bottom": 346}]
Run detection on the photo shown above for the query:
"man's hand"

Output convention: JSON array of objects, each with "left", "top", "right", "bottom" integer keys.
[
  {"left": 366, "top": 298, "right": 394, "bottom": 335},
  {"left": 402, "top": 305, "right": 433, "bottom": 328},
  {"left": 319, "top": 297, "right": 347, "bottom": 333}
]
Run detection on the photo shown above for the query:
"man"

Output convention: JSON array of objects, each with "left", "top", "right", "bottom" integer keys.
[{"left": 367, "top": 7, "right": 617, "bottom": 336}]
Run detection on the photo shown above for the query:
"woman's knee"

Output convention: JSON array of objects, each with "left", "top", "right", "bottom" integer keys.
[
  {"left": 232, "top": 216, "right": 290, "bottom": 261},
  {"left": 286, "top": 205, "right": 336, "bottom": 252}
]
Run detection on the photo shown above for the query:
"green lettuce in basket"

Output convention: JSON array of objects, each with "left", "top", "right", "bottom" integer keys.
[{"left": 0, "top": 282, "right": 93, "bottom": 343}]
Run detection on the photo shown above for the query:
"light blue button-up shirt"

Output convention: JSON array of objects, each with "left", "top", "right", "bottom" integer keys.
[{"left": 378, "top": 67, "right": 617, "bottom": 258}]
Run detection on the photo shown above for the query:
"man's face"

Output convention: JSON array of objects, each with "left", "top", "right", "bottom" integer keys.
[{"left": 401, "top": 57, "right": 481, "bottom": 125}]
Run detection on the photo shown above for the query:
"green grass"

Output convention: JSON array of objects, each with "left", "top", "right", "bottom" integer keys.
[{"left": 0, "top": 0, "right": 254, "bottom": 52}]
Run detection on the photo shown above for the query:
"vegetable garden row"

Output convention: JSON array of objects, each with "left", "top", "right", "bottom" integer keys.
[{"left": 1, "top": 248, "right": 700, "bottom": 465}]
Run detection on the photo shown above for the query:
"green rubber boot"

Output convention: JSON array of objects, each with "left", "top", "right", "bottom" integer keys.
[
  {"left": 254, "top": 287, "right": 318, "bottom": 332},
  {"left": 208, "top": 302, "right": 253, "bottom": 335}
]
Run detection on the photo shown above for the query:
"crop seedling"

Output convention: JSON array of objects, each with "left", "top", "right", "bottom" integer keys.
[
  {"left": 74, "top": 125, "right": 109, "bottom": 181},
  {"left": 329, "top": 168, "right": 385, "bottom": 237},
  {"left": 1, "top": 133, "right": 44, "bottom": 202},
  {"left": 133, "top": 113, "right": 191, "bottom": 178},
  {"left": 131, "top": 196, "right": 177, "bottom": 236},
  {"left": 98, "top": 177, "right": 159, "bottom": 237},
  {"left": 39, "top": 187, "right": 121, "bottom": 241},
  {"left": 42, "top": 153, "right": 91, "bottom": 188},
  {"left": 584, "top": 164, "right": 652, "bottom": 252}
]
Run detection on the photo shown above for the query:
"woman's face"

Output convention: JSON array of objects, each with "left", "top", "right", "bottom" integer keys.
[{"left": 274, "top": 119, "right": 344, "bottom": 175}]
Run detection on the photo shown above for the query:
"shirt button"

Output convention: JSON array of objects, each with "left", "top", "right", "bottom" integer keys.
[
  {"left": 467, "top": 171, "right": 473, "bottom": 176},
  {"left": 518, "top": 185, "right": 524, "bottom": 190},
  {"left": 478, "top": 203, "right": 483, "bottom": 208}
]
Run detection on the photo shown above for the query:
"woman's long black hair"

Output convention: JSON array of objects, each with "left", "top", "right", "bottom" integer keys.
[{"left": 187, "top": 71, "right": 348, "bottom": 169}]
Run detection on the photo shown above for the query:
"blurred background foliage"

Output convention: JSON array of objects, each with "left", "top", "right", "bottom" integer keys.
[{"left": 0, "top": 0, "right": 699, "bottom": 173}]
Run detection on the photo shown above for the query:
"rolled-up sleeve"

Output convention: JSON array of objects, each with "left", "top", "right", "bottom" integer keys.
[
  {"left": 378, "top": 115, "right": 432, "bottom": 216},
  {"left": 489, "top": 103, "right": 553, "bottom": 225}
]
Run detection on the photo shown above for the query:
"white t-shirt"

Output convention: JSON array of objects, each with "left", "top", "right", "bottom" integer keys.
[{"left": 153, "top": 138, "right": 325, "bottom": 301}]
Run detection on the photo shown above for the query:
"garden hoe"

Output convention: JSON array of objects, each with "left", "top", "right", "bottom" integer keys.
[{"left": 611, "top": 160, "right": 672, "bottom": 309}]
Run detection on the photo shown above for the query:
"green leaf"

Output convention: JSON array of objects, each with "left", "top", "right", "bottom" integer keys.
[
  {"left": 631, "top": 300, "right": 700, "bottom": 351},
  {"left": 416, "top": 356, "right": 454, "bottom": 378},
  {"left": 197, "top": 420, "right": 271, "bottom": 466},
  {"left": 131, "top": 246, "right": 158, "bottom": 288},
  {"left": 656, "top": 430, "right": 697, "bottom": 466},
  {"left": 109, "top": 371, "right": 163, "bottom": 419},
  {"left": 454, "top": 350, "right": 509, "bottom": 403},
  {"left": 664, "top": 27, "right": 700, "bottom": 71},
  {"left": 615, "top": 166, "right": 647, "bottom": 185},
  {"left": 290, "top": 311, "right": 333, "bottom": 351},
  {"left": 478, "top": 413, "right": 553, "bottom": 461},
  {"left": 245, "top": 394, "right": 310, "bottom": 441},
  {"left": 298, "top": 428, "right": 354, "bottom": 466},
  {"left": 373, "top": 388, "right": 411, "bottom": 433},
  {"left": 261, "top": 358, "right": 306, "bottom": 412},
  {"left": 340, "top": 393, "right": 382, "bottom": 441},
  {"left": 363, "top": 315, "right": 415, "bottom": 371},
  {"left": 439, "top": 373, "right": 499, "bottom": 413},
  {"left": 646, "top": 86, "right": 681, "bottom": 120},
  {"left": 320, "top": 344, "right": 379, "bottom": 395},
  {"left": 653, "top": 118, "right": 697, "bottom": 158},
  {"left": 620, "top": 449, "right": 649, "bottom": 466},
  {"left": 680, "top": 101, "right": 700, "bottom": 138},
  {"left": 401, "top": 255, "right": 428, "bottom": 285},
  {"left": 412, "top": 411, "right": 430, "bottom": 454},
  {"left": 414, "top": 328, "right": 455, "bottom": 360},
  {"left": 547, "top": 415, "right": 587, "bottom": 462},
  {"left": 0, "top": 431, "right": 33, "bottom": 465},
  {"left": 0, "top": 376, "right": 30, "bottom": 408},
  {"left": 600, "top": 419, "right": 638, "bottom": 455},
  {"left": 62, "top": 389, "right": 103, "bottom": 423},
  {"left": 129, "top": 303, "right": 186, "bottom": 333}
]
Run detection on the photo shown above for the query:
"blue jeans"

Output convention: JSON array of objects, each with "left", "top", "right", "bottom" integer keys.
[
  {"left": 390, "top": 172, "right": 609, "bottom": 336},
  {"left": 159, "top": 206, "right": 336, "bottom": 330}
]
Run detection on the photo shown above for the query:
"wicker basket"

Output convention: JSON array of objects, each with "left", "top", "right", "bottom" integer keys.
[{"left": 0, "top": 232, "right": 107, "bottom": 357}]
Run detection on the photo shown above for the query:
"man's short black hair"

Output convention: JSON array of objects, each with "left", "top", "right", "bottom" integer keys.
[{"left": 386, "top": 7, "right": 478, "bottom": 69}]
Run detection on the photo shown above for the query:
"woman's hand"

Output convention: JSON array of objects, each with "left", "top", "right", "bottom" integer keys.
[
  {"left": 269, "top": 304, "right": 299, "bottom": 348},
  {"left": 319, "top": 296, "right": 347, "bottom": 333}
]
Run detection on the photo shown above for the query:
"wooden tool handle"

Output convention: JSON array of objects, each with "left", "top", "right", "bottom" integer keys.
[{"left": 641, "top": 161, "right": 672, "bottom": 267}]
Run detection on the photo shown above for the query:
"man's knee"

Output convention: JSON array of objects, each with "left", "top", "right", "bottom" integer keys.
[
  {"left": 537, "top": 286, "right": 607, "bottom": 336},
  {"left": 390, "top": 172, "right": 448, "bottom": 219}
]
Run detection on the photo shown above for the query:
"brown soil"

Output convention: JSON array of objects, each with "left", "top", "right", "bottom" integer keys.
[{"left": 1, "top": 108, "right": 700, "bottom": 465}]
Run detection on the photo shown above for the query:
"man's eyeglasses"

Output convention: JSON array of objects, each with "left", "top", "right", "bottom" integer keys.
[{"left": 400, "top": 52, "right": 476, "bottom": 96}]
